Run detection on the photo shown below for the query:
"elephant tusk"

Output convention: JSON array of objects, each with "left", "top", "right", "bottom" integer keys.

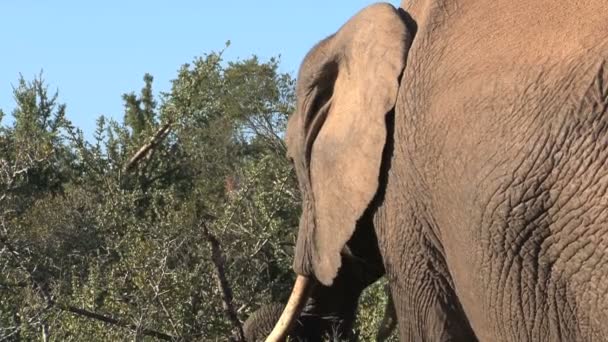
[{"left": 265, "top": 275, "right": 312, "bottom": 342}]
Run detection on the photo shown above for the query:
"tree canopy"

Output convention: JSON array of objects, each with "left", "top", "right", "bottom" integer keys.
[{"left": 0, "top": 49, "right": 396, "bottom": 341}]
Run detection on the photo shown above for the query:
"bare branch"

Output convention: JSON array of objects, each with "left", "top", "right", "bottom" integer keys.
[
  {"left": 199, "top": 220, "right": 245, "bottom": 341},
  {"left": 53, "top": 302, "right": 174, "bottom": 341},
  {"left": 124, "top": 121, "right": 173, "bottom": 172}
]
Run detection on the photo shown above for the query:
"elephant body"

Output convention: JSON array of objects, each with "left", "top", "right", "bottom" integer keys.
[
  {"left": 263, "top": 1, "right": 608, "bottom": 341},
  {"left": 387, "top": 1, "right": 608, "bottom": 340}
]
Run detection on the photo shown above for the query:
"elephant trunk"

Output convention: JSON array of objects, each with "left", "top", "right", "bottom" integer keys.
[{"left": 265, "top": 275, "right": 313, "bottom": 342}]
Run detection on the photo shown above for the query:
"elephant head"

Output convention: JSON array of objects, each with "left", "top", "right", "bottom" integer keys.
[{"left": 266, "top": 3, "right": 414, "bottom": 341}]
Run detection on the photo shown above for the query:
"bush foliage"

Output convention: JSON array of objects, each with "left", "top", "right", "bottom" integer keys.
[{"left": 0, "top": 50, "right": 395, "bottom": 341}]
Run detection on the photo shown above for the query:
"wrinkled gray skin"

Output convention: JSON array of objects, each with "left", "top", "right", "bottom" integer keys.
[
  {"left": 269, "top": 1, "right": 608, "bottom": 341},
  {"left": 242, "top": 303, "right": 286, "bottom": 342}
]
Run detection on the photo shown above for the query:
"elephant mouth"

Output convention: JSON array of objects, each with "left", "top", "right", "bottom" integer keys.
[{"left": 265, "top": 275, "right": 313, "bottom": 341}]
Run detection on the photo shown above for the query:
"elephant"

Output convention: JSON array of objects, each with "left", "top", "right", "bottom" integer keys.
[
  {"left": 242, "top": 302, "right": 352, "bottom": 341},
  {"left": 241, "top": 302, "right": 348, "bottom": 341},
  {"left": 264, "top": 1, "right": 608, "bottom": 341},
  {"left": 242, "top": 285, "right": 397, "bottom": 341},
  {"left": 243, "top": 243, "right": 385, "bottom": 341},
  {"left": 241, "top": 303, "right": 287, "bottom": 342}
]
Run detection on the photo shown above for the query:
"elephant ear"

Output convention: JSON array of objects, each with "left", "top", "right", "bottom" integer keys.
[{"left": 288, "top": 3, "right": 412, "bottom": 285}]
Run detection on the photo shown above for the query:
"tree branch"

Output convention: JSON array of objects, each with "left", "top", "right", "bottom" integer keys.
[
  {"left": 0, "top": 222, "right": 175, "bottom": 341},
  {"left": 53, "top": 302, "right": 174, "bottom": 341},
  {"left": 199, "top": 220, "right": 245, "bottom": 341},
  {"left": 124, "top": 121, "right": 173, "bottom": 172},
  {"left": 0, "top": 280, "right": 28, "bottom": 289}
]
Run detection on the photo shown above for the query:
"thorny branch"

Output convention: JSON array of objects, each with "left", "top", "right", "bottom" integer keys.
[
  {"left": 199, "top": 219, "right": 245, "bottom": 341},
  {"left": 0, "top": 219, "right": 175, "bottom": 341},
  {"left": 54, "top": 302, "right": 174, "bottom": 341}
]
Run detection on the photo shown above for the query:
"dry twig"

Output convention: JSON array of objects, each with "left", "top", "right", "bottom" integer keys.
[
  {"left": 199, "top": 219, "right": 245, "bottom": 341},
  {"left": 124, "top": 122, "right": 173, "bottom": 172}
]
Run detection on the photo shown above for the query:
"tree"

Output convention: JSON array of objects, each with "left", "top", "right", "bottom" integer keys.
[{"left": 0, "top": 51, "right": 392, "bottom": 341}]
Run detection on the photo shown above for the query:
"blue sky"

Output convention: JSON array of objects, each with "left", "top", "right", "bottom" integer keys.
[{"left": 1, "top": 1, "right": 399, "bottom": 139}]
